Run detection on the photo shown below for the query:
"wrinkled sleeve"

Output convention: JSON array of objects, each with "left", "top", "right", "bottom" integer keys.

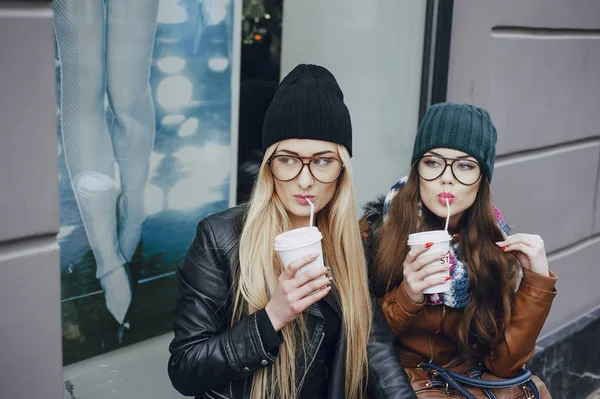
[
  {"left": 485, "top": 268, "right": 557, "bottom": 377},
  {"left": 167, "top": 219, "right": 280, "bottom": 396},
  {"left": 377, "top": 282, "right": 426, "bottom": 337}
]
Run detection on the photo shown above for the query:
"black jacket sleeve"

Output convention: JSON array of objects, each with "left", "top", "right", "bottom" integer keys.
[
  {"left": 167, "top": 219, "right": 279, "bottom": 396},
  {"left": 366, "top": 296, "right": 417, "bottom": 399}
]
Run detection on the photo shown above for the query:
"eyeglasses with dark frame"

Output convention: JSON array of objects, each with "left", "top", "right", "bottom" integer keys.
[
  {"left": 416, "top": 155, "right": 482, "bottom": 186},
  {"left": 268, "top": 155, "right": 344, "bottom": 184}
]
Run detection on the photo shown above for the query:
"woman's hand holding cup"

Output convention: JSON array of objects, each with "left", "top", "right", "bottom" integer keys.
[
  {"left": 265, "top": 254, "right": 332, "bottom": 332},
  {"left": 401, "top": 245, "right": 451, "bottom": 304}
]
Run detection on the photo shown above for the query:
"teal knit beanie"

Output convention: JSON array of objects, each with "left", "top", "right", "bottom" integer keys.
[{"left": 411, "top": 102, "right": 497, "bottom": 182}]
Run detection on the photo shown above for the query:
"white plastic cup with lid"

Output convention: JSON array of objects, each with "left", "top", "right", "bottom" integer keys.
[
  {"left": 274, "top": 226, "right": 324, "bottom": 275},
  {"left": 407, "top": 230, "right": 452, "bottom": 294}
]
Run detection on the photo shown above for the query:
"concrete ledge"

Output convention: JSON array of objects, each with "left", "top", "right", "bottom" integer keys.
[
  {"left": 63, "top": 333, "right": 183, "bottom": 399},
  {"left": 529, "top": 306, "right": 600, "bottom": 399}
]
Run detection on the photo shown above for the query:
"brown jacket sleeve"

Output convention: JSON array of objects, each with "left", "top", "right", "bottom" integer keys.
[
  {"left": 377, "top": 281, "right": 426, "bottom": 337},
  {"left": 484, "top": 268, "right": 557, "bottom": 377}
]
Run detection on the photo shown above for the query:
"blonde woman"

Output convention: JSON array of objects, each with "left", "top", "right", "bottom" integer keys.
[{"left": 168, "top": 65, "right": 415, "bottom": 399}]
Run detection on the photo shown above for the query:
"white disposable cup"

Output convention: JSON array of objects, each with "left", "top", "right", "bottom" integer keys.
[
  {"left": 407, "top": 230, "right": 452, "bottom": 294},
  {"left": 274, "top": 227, "right": 324, "bottom": 275}
]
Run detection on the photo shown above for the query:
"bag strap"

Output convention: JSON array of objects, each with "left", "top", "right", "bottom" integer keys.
[
  {"left": 432, "top": 368, "right": 479, "bottom": 399},
  {"left": 419, "top": 363, "right": 538, "bottom": 398}
]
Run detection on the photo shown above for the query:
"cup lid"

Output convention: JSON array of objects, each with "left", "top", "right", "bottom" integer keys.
[
  {"left": 274, "top": 226, "right": 323, "bottom": 251},
  {"left": 407, "top": 230, "right": 452, "bottom": 245}
]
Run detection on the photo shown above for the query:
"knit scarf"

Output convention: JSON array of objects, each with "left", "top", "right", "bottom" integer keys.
[{"left": 382, "top": 176, "right": 508, "bottom": 309}]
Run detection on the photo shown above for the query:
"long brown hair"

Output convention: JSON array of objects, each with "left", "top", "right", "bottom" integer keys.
[{"left": 371, "top": 167, "right": 518, "bottom": 362}]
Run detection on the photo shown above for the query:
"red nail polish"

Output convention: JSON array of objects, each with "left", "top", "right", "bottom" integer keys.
[
  {"left": 500, "top": 247, "right": 506, "bottom": 251},
  {"left": 425, "top": 242, "right": 434, "bottom": 248},
  {"left": 445, "top": 277, "right": 452, "bottom": 281}
]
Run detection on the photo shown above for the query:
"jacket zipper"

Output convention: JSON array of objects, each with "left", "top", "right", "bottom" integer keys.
[{"left": 296, "top": 329, "right": 325, "bottom": 394}]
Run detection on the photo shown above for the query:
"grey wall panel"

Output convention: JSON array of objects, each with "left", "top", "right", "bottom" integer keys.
[
  {"left": 0, "top": 7, "right": 59, "bottom": 242},
  {"left": 490, "top": 0, "right": 600, "bottom": 28},
  {"left": 595, "top": 161, "right": 600, "bottom": 234},
  {"left": 448, "top": 1, "right": 600, "bottom": 155},
  {"left": 448, "top": 1, "right": 600, "bottom": 153},
  {"left": 450, "top": 0, "right": 600, "bottom": 33},
  {"left": 446, "top": 0, "right": 493, "bottom": 108},
  {"left": 0, "top": 243, "right": 62, "bottom": 399},
  {"left": 490, "top": 38, "right": 600, "bottom": 154},
  {"left": 492, "top": 143, "right": 599, "bottom": 252},
  {"left": 541, "top": 238, "right": 600, "bottom": 335}
]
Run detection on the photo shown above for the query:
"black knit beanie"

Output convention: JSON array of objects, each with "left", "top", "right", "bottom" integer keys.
[
  {"left": 261, "top": 64, "right": 353, "bottom": 156},
  {"left": 411, "top": 102, "right": 497, "bottom": 182}
]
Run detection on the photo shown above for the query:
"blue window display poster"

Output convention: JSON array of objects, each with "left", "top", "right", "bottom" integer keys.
[{"left": 53, "top": 0, "right": 241, "bottom": 364}]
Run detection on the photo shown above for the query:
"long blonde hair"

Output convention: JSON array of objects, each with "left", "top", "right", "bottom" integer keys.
[{"left": 233, "top": 143, "right": 372, "bottom": 399}]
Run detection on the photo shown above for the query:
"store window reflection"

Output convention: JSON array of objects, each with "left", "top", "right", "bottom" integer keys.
[{"left": 55, "top": 0, "right": 238, "bottom": 366}]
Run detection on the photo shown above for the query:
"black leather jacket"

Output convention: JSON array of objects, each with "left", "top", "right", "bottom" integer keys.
[{"left": 168, "top": 205, "right": 416, "bottom": 399}]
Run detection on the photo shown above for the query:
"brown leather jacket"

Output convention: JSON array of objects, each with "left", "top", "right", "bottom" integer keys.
[
  {"left": 360, "top": 196, "right": 557, "bottom": 379},
  {"left": 377, "top": 267, "right": 557, "bottom": 378}
]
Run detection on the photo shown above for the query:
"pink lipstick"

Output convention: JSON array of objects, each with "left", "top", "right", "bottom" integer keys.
[
  {"left": 294, "top": 195, "right": 315, "bottom": 205},
  {"left": 437, "top": 192, "right": 454, "bottom": 206}
]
